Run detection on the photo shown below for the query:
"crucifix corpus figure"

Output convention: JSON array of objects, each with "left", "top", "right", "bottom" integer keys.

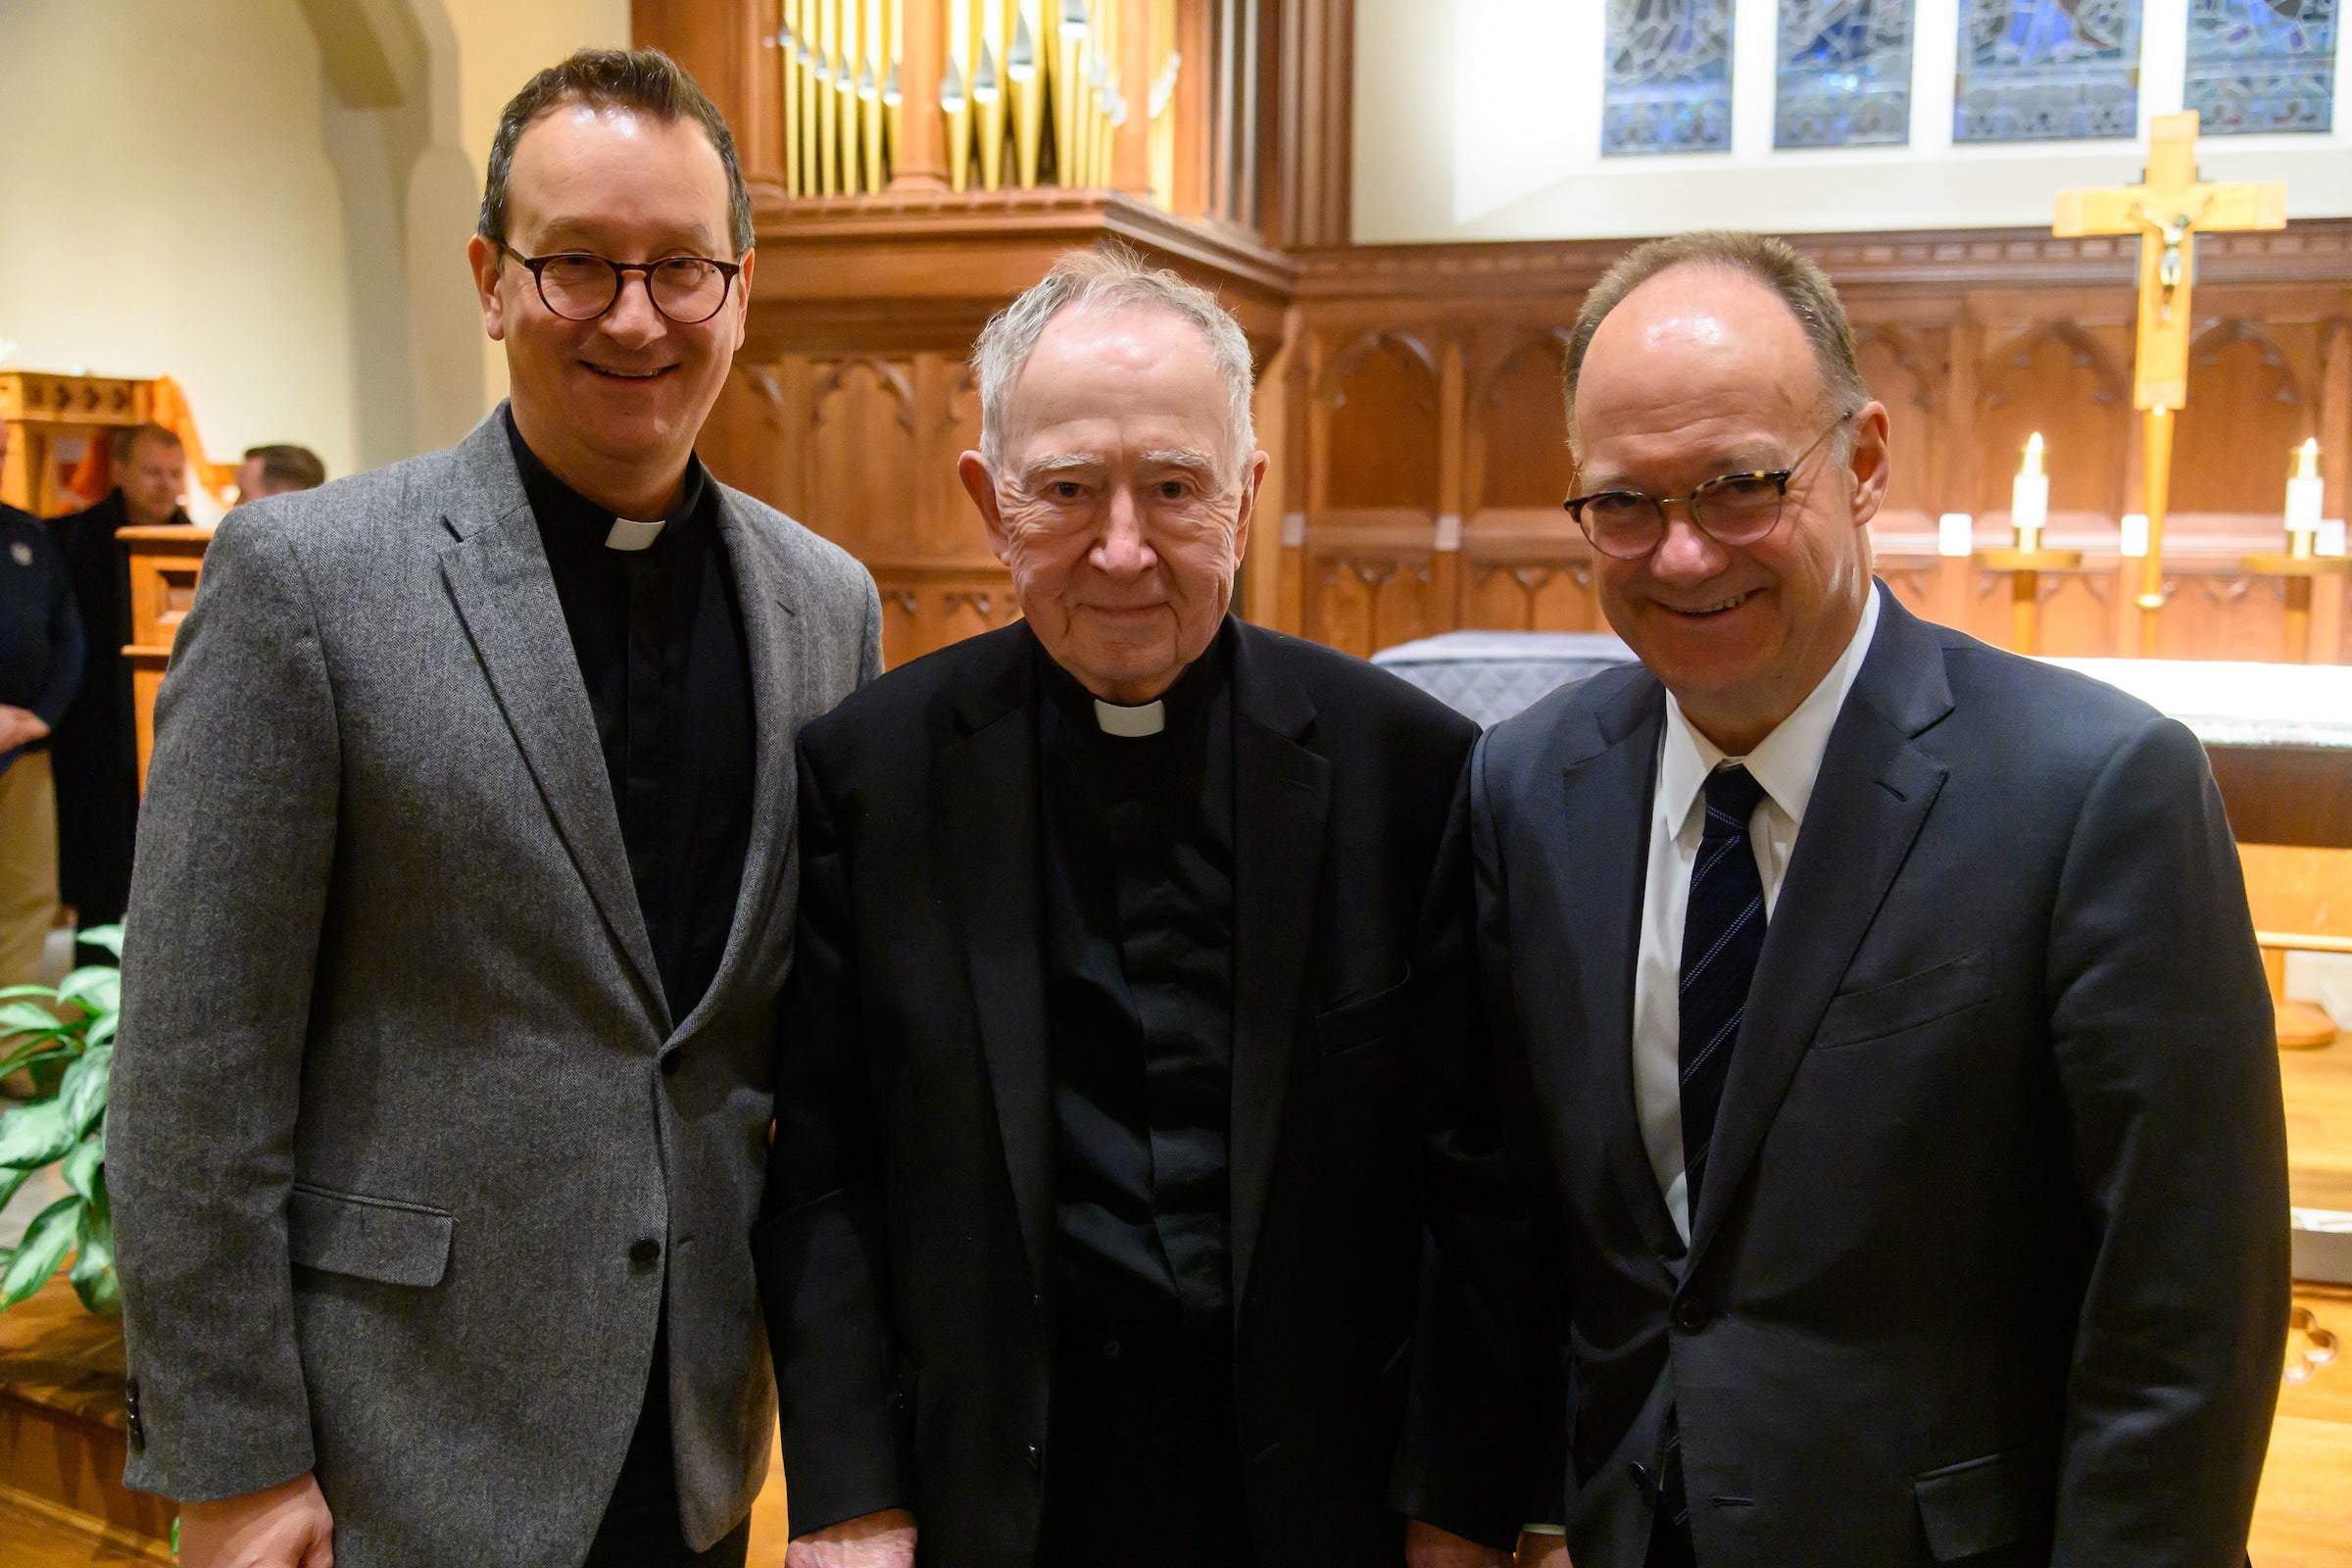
[{"left": 2055, "top": 110, "right": 2285, "bottom": 657}]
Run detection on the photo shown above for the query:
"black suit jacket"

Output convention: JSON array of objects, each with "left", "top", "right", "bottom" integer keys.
[
  {"left": 756, "top": 618, "right": 1533, "bottom": 1566},
  {"left": 1468, "top": 587, "right": 2289, "bottom": 1568}
]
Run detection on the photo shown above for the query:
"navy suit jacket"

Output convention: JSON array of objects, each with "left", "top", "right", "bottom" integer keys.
[{"left": 1468, "top": 585, "right": 2288, "bottom": 1567}]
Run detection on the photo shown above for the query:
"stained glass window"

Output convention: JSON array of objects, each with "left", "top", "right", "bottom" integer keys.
[
  {"left": 1953, "top": 0, "right": 2144, "bottom": 142},
  {"left": 1776, "top": 0, "right": 1917, "bottom": 147},
  {"left": 1603, "top": 0, "right": 1737, "bottom": 156},
  {"left": 2185, "top": 0, "right": 2337, "bottom": 133}
]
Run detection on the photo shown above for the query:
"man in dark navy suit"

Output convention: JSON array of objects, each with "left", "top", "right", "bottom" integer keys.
[{"left": 1472, "top": 231, "right": 2288, "bottom": 1568}]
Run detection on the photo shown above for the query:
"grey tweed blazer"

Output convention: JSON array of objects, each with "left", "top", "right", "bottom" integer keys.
[{"left": 108, "top": 410, "right": 881, "bottom": 1566}]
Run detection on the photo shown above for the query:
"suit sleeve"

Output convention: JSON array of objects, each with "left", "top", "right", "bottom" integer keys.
[
  {"left": 857, "top": 567, "right": 884, "bottom": 685},
  {"left": 33, "top": 533, "right": 84, "bottom": 728},
  {"left": 107, "top": 513, "right": 339, "bottom": 1501},
  {"left": 754, "top": 739, "right": 907, "bottom": 1533},
  {"left": 2045, "top": 714, "right": 2289, "bottom": 1566},
  {"left": 1468, "top": 732, "right": 1575, "bottom": 1532},
  {"left": 1391, "top": 739, "right": 1554, "bottom": 1548}
]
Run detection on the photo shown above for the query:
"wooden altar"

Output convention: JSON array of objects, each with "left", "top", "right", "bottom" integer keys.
[{"left": 0, "top": 372, "right": 153, "bottom": 517}]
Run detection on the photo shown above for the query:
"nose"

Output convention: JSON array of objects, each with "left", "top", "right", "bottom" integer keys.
[
  {"left": 1091, "top": 485, "right": 1153, "bottom": 576},
  {"left": 1647, "top": 502, "right": 1729, "bottom": 582},
  {"left": 600, "top": 270, "right": 665, "bottom": 345}
]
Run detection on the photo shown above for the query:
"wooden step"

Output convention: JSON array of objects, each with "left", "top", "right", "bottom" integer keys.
[{"left": 0, "top": 1278, "right": 172, "bottom": 1559}]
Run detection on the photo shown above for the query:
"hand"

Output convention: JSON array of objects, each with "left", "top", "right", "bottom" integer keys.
[
  {"left": 0, "top": 705, "right": 47, "bottom": 752},
  {"left": 1516, "top": 1529, "right": 1572, "bottom": 1566},
  {"left": 177, "top": 1471, "right": 334, "bottom": 1568},
  {"left": 1406, "top": 1518, "right": 1517, "bottom": 1567},
  {"left": 786, "top": 1508, "right": 917, "bottom": 1567}
]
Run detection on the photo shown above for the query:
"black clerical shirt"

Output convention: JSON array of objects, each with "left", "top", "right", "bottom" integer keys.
[
  {"left": 1036, "top": 622, "right": 1238, "bottom": 1332},
  {"left": 505, "top": 412, "right": 754, "bottom": 1023}
]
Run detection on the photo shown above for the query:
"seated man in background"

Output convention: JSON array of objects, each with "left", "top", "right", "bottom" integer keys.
[
  {"left": 0, "top": 417, "right": 84, "bottom": 987},
  {"left": 49, "top": 421, "right": 186, "bottom": 956},
  {"left": 759, "top": 246, "right": 1534, "bottom": 1568},
  {"left": 1471, "top": 230, "right": 2288, "bottom": 1568},
  {"left": 231, "top": 443, "right": 326, "bottom": 508}
]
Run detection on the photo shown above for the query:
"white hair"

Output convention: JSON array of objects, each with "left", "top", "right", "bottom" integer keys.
[{"left": 970, "top": 242, "right": 1256, "bottom": 478}]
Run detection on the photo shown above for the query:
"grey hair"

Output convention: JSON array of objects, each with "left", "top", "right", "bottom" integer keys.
[
  {"left": 1564, "top": 229, "right": 1870, "bottom": 464},
  {"left": 970, "top": 242, "right": 1256, "bottom": 477}
]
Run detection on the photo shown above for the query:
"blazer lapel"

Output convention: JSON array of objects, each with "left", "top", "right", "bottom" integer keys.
[
  {"left": 1553, "top": 677, "right": 1686, "bottom": 1263},
  {"left": 939, "top": 635, "right": 1055, "bottom": 1294},
  {"left": 438, "top": 420, "right": 666, "bottom": 1025},
  {"left": 1227, "top": 627, "right": 1330, "bottom": 1309},
  {"left": 1687, "top": 591, "right": 1954, "bottom": 1261},
  {"left": 667, "top": 490, "right": 805, "bottom": 1046}
]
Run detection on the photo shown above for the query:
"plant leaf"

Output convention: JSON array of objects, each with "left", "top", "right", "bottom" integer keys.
[
  {"left": 0, "top": 986, "right": 55, "bottom": 1004},
  {"left": 82, "top": 1011, "right": 118, "bottom": 1049},
  {"left": 1, "top": 1196, "right": 83, "bottom": 1309},
  {"left": 0, "top": 1043, "right": 74, "bottom": 1080},
  {"left": 0, "top": 1101, "right": 74, "bottom": 1167},
  {"left": 0, "top": 1001, "right": 63, "bottom": 1037},
  {"left": 54, "top": 968, "right": 119, "bottom": 1012},
  {"left": 60, "top": 1135, "right": 103, "bottom": 1202},
  {"left": 57, "top": 1044, "right": 111, "bottom": 1134},
  {"left": 0, "top": 1163, "right": 30, "bottom": 1212},
  {"left": 70, "top": 1202, "right": 118, "bottom": 1317},
  {"left": 76, "top": 925, "right": 124, "bottom": 959}
]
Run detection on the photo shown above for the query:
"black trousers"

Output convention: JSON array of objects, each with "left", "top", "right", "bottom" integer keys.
[
  {"left": 1040, "top": 1318, "right": 1255, "bottom": 1568},
  {"left": 583, "top": 1316, "right": 753, "bottom": 1568}
]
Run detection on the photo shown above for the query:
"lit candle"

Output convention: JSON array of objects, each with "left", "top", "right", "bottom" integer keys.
[
  {"left": 2012, "top": 432, "right": 2049, "bottom": 554},
  {"left": 2286, "top": 438, "right": 2324, "bottom": 561}
]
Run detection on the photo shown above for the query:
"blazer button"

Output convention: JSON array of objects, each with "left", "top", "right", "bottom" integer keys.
[
  {"left": 1025, "top": 1444, "right": 1043, "bottom": 1472},
  {"left": 1628, "top": 1460, "right": 1650, "bottom": 1491},
  {"left": 629, "top": 1238, "right": 662, "bottom": 1271},
  {"left": 123, "top": 1376, "right": 144, "bottom": 1455},
  {"left": 1672, "top": 1298, "right": 1711, "bottom": 1333}
]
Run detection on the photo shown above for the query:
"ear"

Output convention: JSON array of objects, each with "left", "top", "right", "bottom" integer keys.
[
  {"left": 1844, "top": 399, "right": 1892, "bottom": 530},
  {"left": 958, "top": 451, "right": 1013, "bottom": 564},
  {"left": 1230, "top": 449, "right": 1269, "bottom": 566},
  {"left": 467, "top": 235, "right": 510, "bottom": 342},
  {"left": 727, "top": 249, "right": 755, "bottom": 353}
]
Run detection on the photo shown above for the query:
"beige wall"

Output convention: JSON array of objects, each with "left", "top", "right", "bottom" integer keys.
[{"left": 0, "top": 0, "right": 626, "bottom": 498}]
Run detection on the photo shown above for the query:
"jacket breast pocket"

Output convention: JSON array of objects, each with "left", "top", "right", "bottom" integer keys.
[
  {"left": 287, "top": 1183, "right": 454, "bottom": 1289},
  {"left": 1314, "top": 970, "right": 1417, "bottom": 1056},
  {"left": 1912, "top": 1448, "right": 2053, "bottom": 1562},
  {"left": 1813, "top": 950, "right": 1991, "bottom": 1051}
]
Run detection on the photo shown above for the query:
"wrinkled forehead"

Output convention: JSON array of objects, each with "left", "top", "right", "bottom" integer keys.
[
  {"left": 1003, "top": 306, "right": 1234, "bottom": 459},
  {"left": 1581, "top": 265, "right": 1825, "bottom": 418}
]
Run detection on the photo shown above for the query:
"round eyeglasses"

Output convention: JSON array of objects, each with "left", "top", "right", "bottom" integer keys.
[
  {"left": 1563, "top": 411, "right": 1856, "bottom": 561},
  {"left": 501, "top": 247, "right": 742, "bottom": 325}
]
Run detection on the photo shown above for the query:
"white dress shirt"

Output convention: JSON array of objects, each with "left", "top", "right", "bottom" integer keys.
[{"left": 1634, "top": 585, "right": 1881, "bottom": 1243}]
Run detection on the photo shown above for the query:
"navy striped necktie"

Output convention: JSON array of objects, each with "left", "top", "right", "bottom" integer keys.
[{"left": 1680, "top": 763, "right": 1769, "bottom": 1220}]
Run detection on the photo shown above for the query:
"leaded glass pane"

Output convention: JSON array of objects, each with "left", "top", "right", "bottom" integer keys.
[
  {"left": 1603, "top": 0, "right": 1736, "bottom": 156},
  {"left": 1777, "top": 0, "right": 1918, "bottom": 147},
  {"left": 2185, "top": 0, "right": 2336, "bottom": 134},
  {"left": 1953, "top": 0, "right": 2144, "bottom": 142}
]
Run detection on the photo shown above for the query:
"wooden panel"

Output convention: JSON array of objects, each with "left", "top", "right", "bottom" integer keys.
[
  {"left": 806, "top": 359, "right": 920, "bottom": 558},
  {"left": 1975, "top": 324, "right": 2131, "bottom": 519},
  {"left": 2176, "top": 320, "right": 2314, "bottom": 514},
  {"left": 1320, "top": 333, "right": 1440, "bottom": 512},
  {"left": 1852, "top": 325, "right": 1938, "bottom": 525},
  {"left": 1471, "top": 334, "right": 1576, "bottom": 514}
]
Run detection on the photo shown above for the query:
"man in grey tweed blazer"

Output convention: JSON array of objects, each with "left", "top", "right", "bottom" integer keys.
[{"left": 107, "top": 50, "right": 879, "bottom": 1568}]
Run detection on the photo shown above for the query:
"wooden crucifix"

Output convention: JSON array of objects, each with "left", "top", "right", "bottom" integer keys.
[{"left": 2055, "top": 111, "right": 2286, "bottom": 657}]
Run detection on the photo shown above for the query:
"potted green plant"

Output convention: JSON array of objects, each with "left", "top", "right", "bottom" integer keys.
[{"left": 0, "top": 925, "right": 122, "bottom": 1315}]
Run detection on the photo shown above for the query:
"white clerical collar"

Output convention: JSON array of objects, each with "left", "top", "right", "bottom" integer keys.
[
  {"left": 605, "top": 516, "right": 664, "bottom": 552},
  {"left": 1093, "top": 699, "right": 1167, "bottom": 737}
]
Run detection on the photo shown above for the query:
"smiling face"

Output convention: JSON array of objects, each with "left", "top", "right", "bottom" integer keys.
[
  {"left": 959, "top": 304, "right": 1265, "bottom": 705},
  {"left": 1573, "top": 264, "right": 1889, "bottom": 755},
  {"left": 466, "top": 102, "right": 751, "bottom": 518}
]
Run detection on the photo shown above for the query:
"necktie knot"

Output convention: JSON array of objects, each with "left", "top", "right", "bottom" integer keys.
[{"left": 1702, "top": 764, "right": 1767, "bottom": 835}]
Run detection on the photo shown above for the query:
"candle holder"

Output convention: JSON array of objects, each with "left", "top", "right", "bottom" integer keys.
[
  {"left": 1975, "top": 433, "right": 2082, "bottom": 655},
  {"left": 2241, "top": 440, "right": 2348, "bottom": 663}
]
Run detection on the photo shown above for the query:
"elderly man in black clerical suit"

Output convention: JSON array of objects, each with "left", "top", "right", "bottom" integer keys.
[
  {"left": 1471, "top": 231, "right": 2289, "bottom": 1568},
  {"left": 756, "top": 247, "right": 1535, "bottom": 1568}
]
